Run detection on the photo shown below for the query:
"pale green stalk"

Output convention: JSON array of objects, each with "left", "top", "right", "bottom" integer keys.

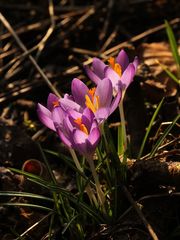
[
  {"left": 118, "top": 90, "right": 127, "bottom": 156},
  {"left": 69, "top": 148, "right": 98, "bottom": 206},
  {"left": 86, "top": 155, "right": 105, "bottom": 207}
]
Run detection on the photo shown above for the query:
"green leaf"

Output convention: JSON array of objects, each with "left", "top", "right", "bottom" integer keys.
[
  {"left": 1, "top": 202, "right": 53, "bottom": 212},
  {"left": 165, "top": 20, "right": 180, "bottom": 76},
  {"left": 0, "top": 191, "right": 53, "bottom": 202},
  {"left": 150, "top": 114, "right": 180, "bottom": 157},
  {"left": 138, "top": 98, "right": 164, "bottom": 159},
  {"left": 10, "top": 167, "right": 104, "bottom": 223},
  {"left": 156, "top": 60, "right": 180, "bottom": 84}
]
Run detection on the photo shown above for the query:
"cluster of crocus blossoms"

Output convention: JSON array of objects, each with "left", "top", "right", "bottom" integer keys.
[{"left": 37, "top": 50, "right": 138, "bottom": 158}]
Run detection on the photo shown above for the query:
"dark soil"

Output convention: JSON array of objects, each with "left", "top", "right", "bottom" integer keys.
[{"left": 0, "top": 0, "right": 180, "bottom": 239}]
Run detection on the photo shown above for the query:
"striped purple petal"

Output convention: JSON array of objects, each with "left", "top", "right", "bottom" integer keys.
[
  {"left": 92, "top": 58, "right": 107, "bottom": 79},
  {"left": 119, "top": 63, "right": 135, "bottom": 89},
  {"left": 37, "top": 103, "right": 55, "bottom": 131},
  {"left": 47, "top": 93, "right": 59, "bottom": 111},
  {"left": 116, "top": 49, "right": 129, "bottom": 72},
  {"left": 95, "top": 78, "right": 112, "bottom": 108},
  {"left": 71, "top": 78, "right": 89, "bottom": 108}
]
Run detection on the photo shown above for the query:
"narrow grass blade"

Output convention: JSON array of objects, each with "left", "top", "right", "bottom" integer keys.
[
  {"left": 1, "top": 202, "right": 53, "bottom": 212},
  {"left": 156, "top": 60, "right": 180, "bottom": 85},
  {"left": 10, "top": 167, "right": 104, "bottom": 223},
  {"left": 10, "top": 167, "right": 48, "bottom": 182},
  {"left": 0, "top": 191, "right": 53, "bottom": 202},
  {"left": 37, "top": 143, "right": 57, "bottom": 184},
  {"left": 165, "top": 20, "right": 180, "bottom": 75},
  {"left": 61, "top": 214, "right": 78, "bottom": 235},
  {"left": 45, "top": 149, "right": 95, "bottom": 185},
  {"left": 150, "top": 114, "right": 180, "bottom": 157},
  {"left": 15, "top": 213, "right": 52, "bottom": 240},
  {"left": 138, "top": 98, "right": 164, "bottom": 160},
  {"left": 48, "top": 214, "right": 55, "bottom": 240}
]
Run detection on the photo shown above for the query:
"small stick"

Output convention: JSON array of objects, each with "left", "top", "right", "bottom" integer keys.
[
  {"left": 103, "top": 17, "right": 180, "bottom": 56},
  {"left": 99, "top": 0, "right": 114, "bottom": 41},
  {"left": 0, "top": 12, "right": 61, "bottom": 98},
  {"left": 100, "top": 28, "right": 118, "bottom": 53},
  {"left": 120, "top": 184, "right": 159, "bottom": 240}
]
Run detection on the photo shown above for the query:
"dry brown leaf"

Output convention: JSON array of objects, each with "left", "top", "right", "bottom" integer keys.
[{"left": 138, "top": 42, "right": 179, "bottom": 101}]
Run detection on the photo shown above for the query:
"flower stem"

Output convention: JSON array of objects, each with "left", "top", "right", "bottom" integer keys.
[
  {"left": 69, "top": 148, "right": 98, "bottom": 206},
  {"left": 119, "top": 91, "right": 127, "bottom": 154},
  {"left": 86, "top": 155, "right": 105, "bottom": 207}
]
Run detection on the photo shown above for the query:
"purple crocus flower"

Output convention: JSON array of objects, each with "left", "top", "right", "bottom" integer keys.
[
  {"left": 37, "top": 93, "right": 60, "bottom": 131},
  {"left": 52, "top": 107, "right": 101, "bottom": 157},
  {"left": 37, "top": 91, "right": 83, "bottom": 131},
  {"left": 71, "top": 78, "right": 121, "bottom": 123},
  {"left": 85, "top": 49, "right": 138, "bottom": 94}
]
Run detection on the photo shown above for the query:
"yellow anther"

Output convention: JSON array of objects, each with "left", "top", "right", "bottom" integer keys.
[
  {"left": 114, "top": 63, "right": 122, "bottom": 76},
  {"left": 94, "top": 95, "right": 100, "bottom": 111},
  {"left": 108, "top": 57, "right": 122, "bottom": 76},
  {"left": 85, "top": 94, "right": 100, "bottom": 113},
  {"left": 74, "top": 117, "right": 82, "bottom": 125},
  {"left": 88, "top": 87, "right": 96, "bottom": 97},
  {"left": 74, "top": 117, "right": 88, "bottom": 135},
  {"left": 85, "top": 95, "right": 96, "bottom": 113},
  {"left": 53, "top": 101, "right": 60, "bottom": 107},
  {"left": 108, "top": 57, "right": 115, "bottom": 69}
]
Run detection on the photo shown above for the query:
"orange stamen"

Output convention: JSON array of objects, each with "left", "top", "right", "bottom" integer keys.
[
  {"left": 74, "top": 117, "right": 82, "bottom": 125},
  {"left": 74, "top": 117, "right": 88, "bottom": 135},
  {"left": 88, "top": 87, "right": 96, "bottom": 97},
  {"left": 108, "top": 57, "right": 115, "bottom": 69},
  {"left": 53, "top": 101, "right": 60, "bottom": 107},
  {"left": 85, "top": 94, "right": 100, "bottom": 113},
  {"left": 108, "top": 57, "right": 122, "bottom": 76},
  {"left": 114, "top": 63, "right": 122, "bottom": 76}
]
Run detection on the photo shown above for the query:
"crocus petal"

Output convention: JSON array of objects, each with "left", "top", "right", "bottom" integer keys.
[
  {"left": 71, "top": 78, "right": 89, "bottom": 107},
  {"left": 88, "top": 127, "right": 101, "bottom": 147},
  {"left": 95, "top": 78, "right": 112, "bottom": 108},
  {"left": 84, "top": 66, "right": 101, "bottom": 84},
  {"left": 109, "top": 91, "right": 121, "bottom": 115},
  {"left": 56, "top": 128, "right": 72, "bottom": 148},
  {"left": 64, "top": 115, "right": 74, "bottom": 133},
  {"left": 95, "top": 107, "right": 110, "bottom": 123},
  {"left": 104, "top": 67, "right": 120, "bottom": 91},
  {"left": 73, "top": 129, "right": 88, "bottom": 155},
  {"left": 68, "top": 109, "right": 82, "bottom": 128},
  {"left": 47, "top": 93, "right": 59, "bottom": 111},
  {"left": 51, "top": 106, "right": 65, "bottom": 127},
  {"left": 120, "top": 63, "right": 135, "bottom": 89},
  {"left": 63, "top": 93, "right": 74, "bottom": 101},
  {"left": 116, "top": 49, "right": 129, "bottom": 72},
  {"left": 68, "top": 109, "right": 82, "bottom": 121},
  {"left": 133, "top": 56, "right": 139, "bottom": 71},
  {"left": 60, "top": 97, "right": 81, "bottom": 112},
  {"left": 92, "top": 58, "right": 106, "bottom": 78},
  {"left": 81, "top": 108, "right": 94, "bottom": 131},
  {"left": 37, "top": 103, "right": 56, "bottom": 131},
  {"left": 90, "top": 120, "right": 100, "bottom": 131}
]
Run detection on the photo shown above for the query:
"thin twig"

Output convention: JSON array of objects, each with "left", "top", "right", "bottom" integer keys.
[
  {"left": 0, "top": 12, "right": 61, "bottom": 98},
  {"left": 99, "top": 0, "right": 114, "bottom": 41},
  {"left": 35, "top": 0, "right": 55, "bottom": 59},
  {"left": 64, "top": 17, "right": 180, "bottom": 76},
  {"left": 15, "top": 212, "right": 52, "bottom": 240},
  {"left": 120, "top": 184, "right": 159, "bottom": 240},
  {"left": 103, "top": 17, "right": 180, "bottom": 56},
  {"left": 100, "top": 27, "right": 118, "bottom": 52}
]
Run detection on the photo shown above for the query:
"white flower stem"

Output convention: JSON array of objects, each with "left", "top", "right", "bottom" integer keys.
[
  {"left": 86, "top": 155, "right": 105, "bottom": 207},
  {"left": 69, "top": 148, "right": 98, "bottom": 206}
]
